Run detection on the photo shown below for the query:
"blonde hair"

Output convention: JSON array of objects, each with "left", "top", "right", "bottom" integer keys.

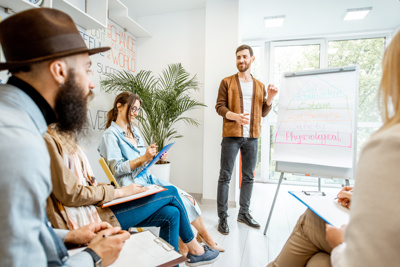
[{"left": 378, "top": 31, "right": 400, "bottom": 131}]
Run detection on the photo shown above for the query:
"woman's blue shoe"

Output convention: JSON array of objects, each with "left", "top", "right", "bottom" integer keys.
[{"left": 186, "top": 245, "right": 219, "bottom": 266}]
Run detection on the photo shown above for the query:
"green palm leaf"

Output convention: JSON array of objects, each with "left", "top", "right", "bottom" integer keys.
[{"left": 100, "top": 63, "right": 206, "bottom": 152}]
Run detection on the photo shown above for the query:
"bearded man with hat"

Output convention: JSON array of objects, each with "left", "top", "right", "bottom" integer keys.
[{"left": 0, "top": 8, "right": 130, "bottom": 267}]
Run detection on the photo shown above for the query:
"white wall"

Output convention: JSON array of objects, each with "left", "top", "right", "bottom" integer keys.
[
  {"left": 393, "top": 24, "right": 400, "bottom": 36},
  {"left": 78, "top": 20, "right": 137, "bottom": 184},
  {"left": 136, "top": 9, "right": 206, "bottom": 194},
  {"left": 0, "top": 2, "right": 252, "bottom": 205},
  {"left": 202, "top": 0, "right": 240, "bottom": 204},
  {"left": 136, "top": 1, "right": 242, "bottom": 204},
  {"left": 136, "top": 0, "right": 242, "bottom": 204}
]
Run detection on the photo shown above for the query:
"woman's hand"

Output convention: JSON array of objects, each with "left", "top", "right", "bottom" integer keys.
[
  {"left": 128, "top": 143, "right": 157, "bottom": 171},
  {"left": 114, "top": 184, "right": 148, "bottom": 199},
  {"left": 337, "top": 186, "right": 353, "bottom": 209},
  {"left": 144, "top": 143, "right": 157, "bottom": 161},
  {"left": 160, "top": 152, "right": 168, "bottom": 161},
  {"left": 326, "top": 224, "right": 346, "bottom": 249}
]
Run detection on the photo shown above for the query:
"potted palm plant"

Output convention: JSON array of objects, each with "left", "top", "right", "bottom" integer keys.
[{"left": 101, "top": 63, "right": 206, "bottom": 181}]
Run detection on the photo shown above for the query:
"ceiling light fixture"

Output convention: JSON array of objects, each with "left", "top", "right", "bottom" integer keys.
[
  {"left": 344, "top": 7, "right": 372, "bottom": 21},
  {"left": 264, "top": 15, "right": 285, "bottom": 28}
]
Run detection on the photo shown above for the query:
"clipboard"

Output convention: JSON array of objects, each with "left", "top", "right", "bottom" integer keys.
[
  {"left": 68, "top": 230, "right": 187, "bottom": 267},
  {"left": 136, "top": 142, "right": 175, "bottom": 178},
  {"left": 289, "top": 191, "right": 350, "bottom": 228},
  {"left": 102, "top": 185, "right": 167, "bottom": 208}
]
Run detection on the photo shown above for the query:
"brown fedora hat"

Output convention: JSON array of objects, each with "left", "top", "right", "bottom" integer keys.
[{"left": 0, "top": 8, "right": 110, "bottom": 71}]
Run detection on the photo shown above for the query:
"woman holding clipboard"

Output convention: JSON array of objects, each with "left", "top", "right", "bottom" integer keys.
[
  {"left": 45, "top": 124, "right": 219, "bottom": 266},
  {"left": 98, "top": 92, "right": 224, "bottom": 255},
  {"left": 268, "top": 30, "right": 400, "bottom": 267}
]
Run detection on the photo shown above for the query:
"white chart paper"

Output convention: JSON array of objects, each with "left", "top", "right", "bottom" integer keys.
[{"left": 273, "top": 71, "right": 357, "bottom": 168}]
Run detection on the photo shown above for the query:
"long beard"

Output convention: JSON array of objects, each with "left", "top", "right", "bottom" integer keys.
[{"left": 54, "top": 71, "right": 90, "bottom": 139}]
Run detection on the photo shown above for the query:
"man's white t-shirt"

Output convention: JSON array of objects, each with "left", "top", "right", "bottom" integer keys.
[{"left": 240, "top": 80, "right": 253, "bottom": 138}]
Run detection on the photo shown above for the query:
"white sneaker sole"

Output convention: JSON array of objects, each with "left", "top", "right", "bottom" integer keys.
[{"left": 185, "top": 254, "right": 219, "bottom": 266}]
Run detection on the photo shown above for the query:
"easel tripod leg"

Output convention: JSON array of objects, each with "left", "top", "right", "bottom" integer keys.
[
  {"left": 263, "top": 172, "right": 284, "bottom": 235},
  {"left": 318, "top": 178, "right": 321, "bottom": 192}
]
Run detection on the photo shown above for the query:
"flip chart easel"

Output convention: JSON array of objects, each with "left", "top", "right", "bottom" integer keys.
[{"left": 264, "top": 66, "right": 358, "bottom": 235}]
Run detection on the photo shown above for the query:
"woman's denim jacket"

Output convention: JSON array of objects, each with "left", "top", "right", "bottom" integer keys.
[{"left": 98, "top": 122, "right": 151, "bottom": 186}]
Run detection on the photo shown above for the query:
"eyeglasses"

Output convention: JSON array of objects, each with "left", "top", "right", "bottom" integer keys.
[{"left": 131, "top": 106, "right": 142, "bottom": 114}]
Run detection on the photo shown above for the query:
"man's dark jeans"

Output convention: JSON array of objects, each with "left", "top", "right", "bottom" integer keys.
[{"left": 217, "top": 137, "right": 258, "bottom": 218}]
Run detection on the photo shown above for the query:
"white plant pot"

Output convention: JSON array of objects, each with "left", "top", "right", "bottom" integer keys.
[{"left": 148, "top": 162, "right": 171, "bottom": 182}]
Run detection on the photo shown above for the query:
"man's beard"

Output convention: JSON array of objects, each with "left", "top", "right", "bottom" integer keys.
[
  {"left": 54, "top": 71, "right": 91, "bottom": 140},
  {"left": 237, "top": 62, "right": 250, "bottom": 72}
]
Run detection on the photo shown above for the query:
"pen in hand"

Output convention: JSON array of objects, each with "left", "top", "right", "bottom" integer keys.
[
  {"left": 103, "top": 231, "right": 125, "bottom": 238},
  {"left": 102, "top": 234, "right": 113, "bottom": 238}
]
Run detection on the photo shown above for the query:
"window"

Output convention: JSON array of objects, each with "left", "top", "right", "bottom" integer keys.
[
  {"left": 328, "top": 38, "right": 385, "bottom": 160},
  {"left": 250, "top": 46, "right": 261, "bottom": 79},
  {"left": 267, "top": 41, "right": 323, "bottom": 183},
  {"left": 250, "top": 46, "right": 263, "bottom": 180},
  {"left": 253, "top": 36, "right": 387, "bottom": 185}
]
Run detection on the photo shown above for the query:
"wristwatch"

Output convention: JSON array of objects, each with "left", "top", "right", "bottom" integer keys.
[{"left": 83, "top": 247, "right": 102, "bottom": 267}]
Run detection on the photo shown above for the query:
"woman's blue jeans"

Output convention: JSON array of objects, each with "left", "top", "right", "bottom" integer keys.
[{"left": 110, "top": 186, "right": 194, "bottom": 251}]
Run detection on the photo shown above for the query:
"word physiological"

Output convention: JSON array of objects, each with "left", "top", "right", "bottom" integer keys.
[{"left": 284, "top": 131, "right": 352, "bottom": 147}]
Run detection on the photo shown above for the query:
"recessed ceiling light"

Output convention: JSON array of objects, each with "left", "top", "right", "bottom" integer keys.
[
  {"left": 264, "top": 15, "right": 285, "bottom": 28},
  {"left": 344, "top": 7, "right": 372, "bottom": 21}
]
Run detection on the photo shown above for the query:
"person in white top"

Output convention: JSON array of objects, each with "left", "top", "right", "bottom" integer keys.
[
  {"left": 215, "top": 45, "right": 278, "bottom": 234},
  {"left": 267, "top": 186, "right": 352, "bottom": 267},
  {"left": 326, "top": 29, "right": 400, "bottom": 267}
]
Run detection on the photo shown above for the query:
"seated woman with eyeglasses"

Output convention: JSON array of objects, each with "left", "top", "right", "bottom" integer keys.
[{"left": 98, "top": 92, "right": 224, "bottom": 255}]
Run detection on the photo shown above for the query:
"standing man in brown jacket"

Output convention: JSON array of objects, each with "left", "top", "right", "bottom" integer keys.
[{"left": 215, "top": 45, "right": 278, "bottom": 234}]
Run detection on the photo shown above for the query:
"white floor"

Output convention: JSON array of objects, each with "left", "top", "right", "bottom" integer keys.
[{"left": 183, "top": 182, "right": 339, "bottom": 267}]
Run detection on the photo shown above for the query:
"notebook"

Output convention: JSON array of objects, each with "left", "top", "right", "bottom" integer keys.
[
  {"left": 68, "top": 230, "right": 187, "bottom": 267},
  {"left": 289, "top": 191, "right": 350, "bottom": 228},
  {"left": 102, "top": 184, "right": 167, "bottom": 208}
]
